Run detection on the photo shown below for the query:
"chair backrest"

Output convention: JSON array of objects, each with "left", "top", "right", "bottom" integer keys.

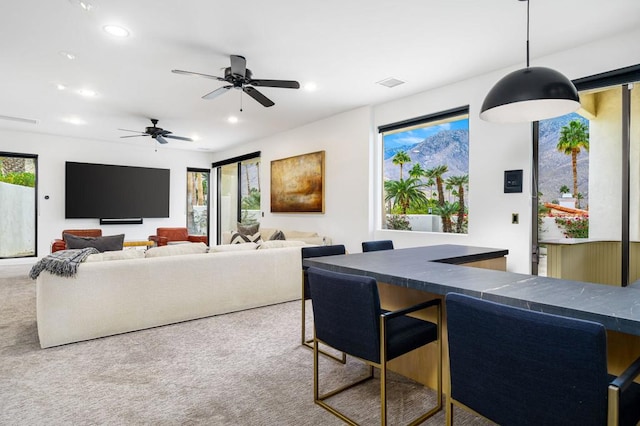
[
  {"left": 307, "top": 267, "right": 381, "bottom": 363},
  {"left": 156, "top": 227, "right": 189, "bottom": 241},
  {"left": 362, "top": 240, "right": 394, "bottom": 252},
  {"left": 446, "top": 293, "right": 608, "bottom": 426},
  {"left": 301, "top": 244, "right": 346, "bottom": 300}
]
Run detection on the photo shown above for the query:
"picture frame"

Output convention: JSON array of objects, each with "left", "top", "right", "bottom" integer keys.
[{"left": 270, "top": 151, "right": 325, "bottom": 213}]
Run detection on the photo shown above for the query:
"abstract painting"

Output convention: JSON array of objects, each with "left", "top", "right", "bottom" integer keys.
[{"left": 271, "top": 151, "right": 324, "bottom": 213}]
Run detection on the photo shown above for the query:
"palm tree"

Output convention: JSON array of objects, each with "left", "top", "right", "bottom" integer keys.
[
  {"left": 427, "top": 164, "right": 448, "bottom": 210},
  {"left": 559, "top": 185, "right": 571, "bottom": 197},
  {"left": 408, "top": 163, "right": 426, "bottom": 179},
  {"left": 557, "top": 120, "right": 589, "bottom": 206},
  {"left": 434, "top": 201, "right": 459, "bottom": 233},
  {"left": 447, "top": 174, "right": 469, "bottom": 233},
  {"left": 392, "top": 151, "right": 412, "bottom": 180},
  {"left": 384, "top": 177, "right": 428, "bottom": 215}
]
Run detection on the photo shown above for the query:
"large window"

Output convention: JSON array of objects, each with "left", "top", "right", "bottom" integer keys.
[
  {"left": 0, "top": 153, "right": 37, "bottom": 258},
  {"left": 379, "top": 107, "right": 469, "bottom": 233}
]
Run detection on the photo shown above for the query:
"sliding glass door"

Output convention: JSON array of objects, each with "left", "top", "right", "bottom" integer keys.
[
  {"left": 0, "top": 153, "right": 37, "bottom": 258},
  {"left": 535, "top": 66, "right": 639, "bottom": 286},
  {"left": 186, "top": 168, "right": 210, "bottom": 242}
]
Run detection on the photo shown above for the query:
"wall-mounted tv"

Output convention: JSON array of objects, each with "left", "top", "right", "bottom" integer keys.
[{"left": 65, "top": 162, "right": 170, "bottom": 219}]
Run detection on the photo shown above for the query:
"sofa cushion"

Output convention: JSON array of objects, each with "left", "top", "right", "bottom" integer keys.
[
  {"left": 230, "top": 231, "right": 262, "bottom": 244},
  {"left": 269, "top": 230, "right": 286, "bottom": 241},
  {"left": 63, "top": 233, "right": 124, "bottom": 253},
  {"left": 258, "top": 240, "right": 305, "bottom": 249},
  {"left": 86, "top": 250, "right": 145, "bottom": 262},
  {"left": 145, "top": 242, "right": 208, "bottom": 258},
  {"left": 237, "top": 222, "right": 260, "bottom": 235},
  {"left": 210, "top": 242, "right": 259, "bottom": 252}
]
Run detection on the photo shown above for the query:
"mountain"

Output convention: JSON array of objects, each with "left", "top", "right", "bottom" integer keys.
[{"left": 383, "top": 129, "right": 469, "bottom": 181}]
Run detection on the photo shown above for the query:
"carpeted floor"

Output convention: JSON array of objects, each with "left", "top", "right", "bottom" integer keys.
[{"left": 0, "top": 264, "right": 491, "bottom": 425}]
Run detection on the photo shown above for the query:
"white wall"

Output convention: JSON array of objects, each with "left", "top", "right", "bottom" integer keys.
[{"left": 0, "top": 129, "right": 210, "bottom": 264}]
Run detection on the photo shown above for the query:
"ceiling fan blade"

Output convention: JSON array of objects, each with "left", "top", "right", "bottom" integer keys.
[
  {"left": 120, "top": 134, "right": 149, "bottom": 138},
  {"left": 164, "top": 134, "right": 193, "bottom": 142},
  {"left": 118, "top": 128, "right": 147, "bottom": 134},
  {"left": 202, "top": 85, "right": 232, "bottom": 100},
  {"left": 172, "top": 69, "right": 225, "bottom": 81},
  {"left": 250, "top": 79, "right": 300, "bottom": 89},
  {"left": 243, "top": 86, "right": 275, "bottom": 107},
  {"left": 155, "top": 135, "right": 169, "bottom": 144},
  {"left": 230, "top": 55, "right": 246, "bottom": 78}
]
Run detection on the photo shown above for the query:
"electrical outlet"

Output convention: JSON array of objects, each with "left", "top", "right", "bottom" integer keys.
[{"left": 512, "top": 213, "right": 519, "bottom": 224}]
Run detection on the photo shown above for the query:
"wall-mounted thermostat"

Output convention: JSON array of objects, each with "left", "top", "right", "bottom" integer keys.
[{"left": 504, "top": 169, "right": 523, "bottom": 193}]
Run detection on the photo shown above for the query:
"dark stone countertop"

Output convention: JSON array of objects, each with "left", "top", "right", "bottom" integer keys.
[{"left": 303, "top": 245, "right": 640, "bottom": 336}]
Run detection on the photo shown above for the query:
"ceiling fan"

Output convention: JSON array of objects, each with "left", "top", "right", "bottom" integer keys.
[
  {"left": 172, "top": 54, "right": 300, "bottom": 108},
  {"left": 118, "top": 118, "right": 193, "bottom": 144}
]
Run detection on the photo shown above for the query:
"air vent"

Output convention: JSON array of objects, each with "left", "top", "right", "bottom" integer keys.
[
  {"left": 377, "top": 77, "right": 406, "bottom": 88},
  {"left": 0, "top": 114, "right": 39, "bottom": 125}
]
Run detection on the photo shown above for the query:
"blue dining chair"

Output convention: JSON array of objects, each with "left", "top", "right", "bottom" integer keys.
[
  {"left": 308, "top": 266, "right": 442, "bottom": 425},
  {"left": 362, "top": 240, "right": 394, "bottom": 253},
  {"left": 301, "top": 245, "right": 347, "bottom": 363},
  {"left": 445, "top": 292, "right": 640, "bottom": 426}
]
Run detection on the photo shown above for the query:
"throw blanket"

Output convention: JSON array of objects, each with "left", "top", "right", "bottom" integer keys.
[{"left": 29, "top": 247, "right": 99, "bottom": 279}]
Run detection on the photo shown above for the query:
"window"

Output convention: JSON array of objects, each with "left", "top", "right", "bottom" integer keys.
[
  {"left": 186, "top": 168, "right": 210, "bottom": 241},
  {"left": 0, "top": 153, "right": 37, "bottom": 258},
  {"left": 379, "top": 106, "right": 469, "bottom": 233},
  {"left": 212, "top": 152, "right": 261, "bottom": 244}
]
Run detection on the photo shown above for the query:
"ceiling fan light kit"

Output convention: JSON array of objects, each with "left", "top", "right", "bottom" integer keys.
[{"left": 480, "top": 0, "right": 580, "bottom": 123}]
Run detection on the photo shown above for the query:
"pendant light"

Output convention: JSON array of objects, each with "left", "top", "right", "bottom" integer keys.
[{"left": 480, "top": 0, "right": 580, "bottom": 123}]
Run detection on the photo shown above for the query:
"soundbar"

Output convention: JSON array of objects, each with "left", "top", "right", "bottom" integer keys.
[{"left": 99, "top": 218, "right": 143, "bottom": 225}]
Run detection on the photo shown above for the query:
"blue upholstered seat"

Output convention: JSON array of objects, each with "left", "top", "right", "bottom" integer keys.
[
  {"left": 308, "top": 266, "right": 442, "bottom": 425},
  {"left": 445, "top": 292, "right": 640, "bottom": 426},
  {"left": 361, "top": 239, "right": 394, "bottom": 253}
]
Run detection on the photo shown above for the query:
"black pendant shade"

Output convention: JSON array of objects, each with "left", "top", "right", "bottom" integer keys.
[
  {"left": 480, "top": 0, "right": 581, "bottom": 123},
  {"left": 480, "top": 66, "right": 580, "bottom": 123}
]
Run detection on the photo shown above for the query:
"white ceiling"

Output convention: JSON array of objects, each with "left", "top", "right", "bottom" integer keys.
[{"left": 1, "top": 0, "right": 639, "bottom": 152}]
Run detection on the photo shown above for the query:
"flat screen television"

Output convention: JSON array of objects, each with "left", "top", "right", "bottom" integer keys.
[{"left": 65, "top": 162, "right": 170, "bottom": 219}]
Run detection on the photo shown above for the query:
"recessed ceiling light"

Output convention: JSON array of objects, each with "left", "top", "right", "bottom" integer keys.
[
  {"left": 59, "top": 51, "right": 76, "bottom": 60},
  {"left": 103, "top": 25, "right": 130, "bottom": 38},
  {"left": 190, "top": 134, "right": 201, "bottom": 142},
  {"left": 227, "top": 116, "right": 239, "bottom": 124},
  {"left": 65, "top": 117, "right": 85, "bottom": 125},
  {"left": 56, "top": 84, "right": 67, "bottom": 91},
  {"left": 78, "top": 88, "right": 97, "bottom": 97},
  {"left": 304, "top": 82, "right": 317, "bottom": 92}
]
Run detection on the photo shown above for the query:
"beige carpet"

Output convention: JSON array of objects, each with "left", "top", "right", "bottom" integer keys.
[{"left": 0, "top": 264, "right": 490, "bottom": 425}]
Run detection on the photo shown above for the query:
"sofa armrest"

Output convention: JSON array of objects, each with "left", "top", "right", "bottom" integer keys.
[
  {"left": 188, "top": 235, "right": 208, "bottom": 245},
  {"left": 149, "top": 235, "right": 169, "bottom": 246},
  {"left": 51, "top": 239, "right": 67, "bottom": 253}
]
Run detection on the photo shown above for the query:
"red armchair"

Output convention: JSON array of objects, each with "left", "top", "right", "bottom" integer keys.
[
  {"left": 51, "top": 229, "right": 102, "bottom": 253},
  {"left": 148, "top": 227, "right": 208, "bottom": 247}
]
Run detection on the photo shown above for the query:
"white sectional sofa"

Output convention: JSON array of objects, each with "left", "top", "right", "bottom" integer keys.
[{"left": 36, "top": 241, "right": 307, "bottom": 348}]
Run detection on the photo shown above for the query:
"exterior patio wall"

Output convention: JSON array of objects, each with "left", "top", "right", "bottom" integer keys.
[{"left": 0, "top": 182, "right": 35, "bottom": 257}]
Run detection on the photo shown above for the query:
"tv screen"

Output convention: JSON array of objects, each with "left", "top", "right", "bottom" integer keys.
[{"left": 65, "top": 162, "right": 170, "bottom": 219}]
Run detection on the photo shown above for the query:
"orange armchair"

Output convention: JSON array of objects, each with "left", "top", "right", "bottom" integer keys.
[
  {"left": 51, "top": 229, "right": 102, "bottom": 253},
  {"left": 149, "top": 227, "right": 208, "bottom": 247}
]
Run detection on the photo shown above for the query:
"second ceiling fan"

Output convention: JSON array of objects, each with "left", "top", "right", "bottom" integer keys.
[{"left": 172, "top": 55, "right": 300, "bottom": 108}]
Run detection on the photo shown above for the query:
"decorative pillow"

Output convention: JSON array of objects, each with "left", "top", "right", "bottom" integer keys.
[
  {"left": 63, "top": 233, "right": 124, "bottom": 253},
  {"left": 86, "top": 250, "right": 145, "bottom": 262},
  {"left": 237, "top": 222, "right": 260, "bottom": 235},
  {"left": 258, "top": 240, "right": 305, "bottom": 249},
  {"left": 145, "top": 242, "right": 208, "bottom": 258},
  {"left": 269, "top": 230, "right": 286, "bottom": 241},
  {"left": 230, "top": 231, "right": 262, "bottom": 244},
  {"left": 210, "top": 242, "right": 259, "bottom": 252}
]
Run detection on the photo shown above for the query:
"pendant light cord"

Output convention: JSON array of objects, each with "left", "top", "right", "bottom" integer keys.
[{"left": 526, "top": 0, "right": 530, "bottom": 67}]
